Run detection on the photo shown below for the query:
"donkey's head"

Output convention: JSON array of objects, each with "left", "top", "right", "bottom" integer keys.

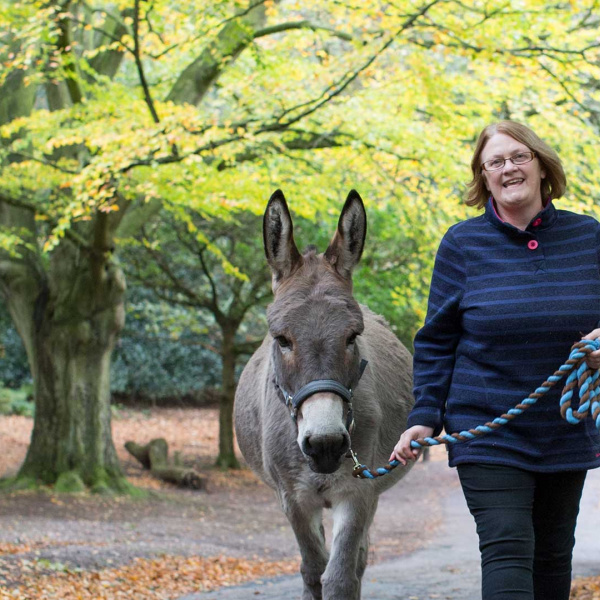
[{"left": 264, "top": 190, "right": 367, "bottom": 474}]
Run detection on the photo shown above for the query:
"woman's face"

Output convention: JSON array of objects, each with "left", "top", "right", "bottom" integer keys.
[{"left": 480, "top": 133, "right": 546, "bottom": 215}]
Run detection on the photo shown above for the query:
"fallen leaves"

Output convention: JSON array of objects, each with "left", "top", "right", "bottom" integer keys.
[
  {"left": 572, "top": 576, "right": 600, "bottom": 600},
  {"left": 0, "top": 545, "right": 31, "bottom": 556},
  {"left": 0, "top": 408, "right": 597, "bottom": 599},
  {"left": 0, "top": 408, "right": 299, "bottom": 599},
  {"left": 0, "top": 554, "right": 300, "bottom": 599}
]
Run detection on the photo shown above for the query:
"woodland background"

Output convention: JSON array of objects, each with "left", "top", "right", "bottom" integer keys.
[
  {"left": 1, "top": 1, "right": 600, "bottom": 598},
  {"left": 1, "top": 0, "right": 600, "bottom": 498}
]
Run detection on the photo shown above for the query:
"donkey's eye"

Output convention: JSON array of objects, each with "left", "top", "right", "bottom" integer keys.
[
  {"left": 346, "top": 333, "right": 358, "bottom": 347},
  {"left": 275, "top": 336, "right": 292, "bottom": 350}
]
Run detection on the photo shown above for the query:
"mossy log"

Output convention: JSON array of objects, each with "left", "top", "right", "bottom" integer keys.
[{"left": 124, "top": 438, "right": 205, "bottom": 490}]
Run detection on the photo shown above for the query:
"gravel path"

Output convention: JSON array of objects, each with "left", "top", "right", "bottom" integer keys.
[{"left": 181, "top": 466, "right": 600, "bottom": 600}]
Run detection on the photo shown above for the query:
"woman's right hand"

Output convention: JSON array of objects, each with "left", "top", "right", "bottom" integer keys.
[
  {"left": 389, "top": 425, "right": 435, "bottom": 466},
  {"left": 581, "top": 328, "right": 600, "bottom": 370}
]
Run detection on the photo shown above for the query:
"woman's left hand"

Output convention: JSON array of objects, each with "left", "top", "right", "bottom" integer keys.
[{"left": 582, "top": 328, "right": 600, "bottom": 370}]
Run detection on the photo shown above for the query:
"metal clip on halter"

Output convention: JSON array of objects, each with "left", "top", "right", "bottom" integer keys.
[{"left": 348, "top": 449, "right": 368, "bottom": 478}]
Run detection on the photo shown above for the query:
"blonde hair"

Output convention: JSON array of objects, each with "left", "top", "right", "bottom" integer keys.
[{"left": 466, "top": 121, "right": 566, "bottom": 209}]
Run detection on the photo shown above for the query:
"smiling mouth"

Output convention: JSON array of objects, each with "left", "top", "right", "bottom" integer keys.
[{"left": 503, "top": 179, "right": 524, "bottom": 188}]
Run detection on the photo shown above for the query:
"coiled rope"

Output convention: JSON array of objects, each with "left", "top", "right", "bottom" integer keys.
[{"left": 351, "top": 339, "right": 600, "bottom": 480}]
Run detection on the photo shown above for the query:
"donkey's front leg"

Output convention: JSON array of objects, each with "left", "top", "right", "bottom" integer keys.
[
  {"left": 284, "top": 500, "right": 329, "bottom": 600},
  {"left": 321, "top": 493, "right": 378, "bottom": 600}
]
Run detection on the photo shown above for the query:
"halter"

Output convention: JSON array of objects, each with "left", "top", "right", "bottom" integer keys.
[{"left": 275, "top": 359, "right": 369, "bottom": 432}]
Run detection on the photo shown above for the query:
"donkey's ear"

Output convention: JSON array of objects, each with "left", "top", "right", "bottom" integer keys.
[
  {"left": 324, "top": 190, "right": 367, "bottom": 279},
  {"left": 263, "top": 190, "right": 302, "bottom": 290}
]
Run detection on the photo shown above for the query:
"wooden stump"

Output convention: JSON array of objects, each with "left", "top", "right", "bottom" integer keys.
[{"left": 125, "top": 438, "right": 206, "bottom": 490}]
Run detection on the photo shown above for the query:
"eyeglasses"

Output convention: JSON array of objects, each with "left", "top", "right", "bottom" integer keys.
[{"left": 481, "top": 151, "right": 536, "bottom": 172}]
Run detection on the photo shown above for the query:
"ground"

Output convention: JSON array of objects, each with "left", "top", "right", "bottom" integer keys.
[{"left": 0, "top": 407, "right": 598, "bottom": 599}]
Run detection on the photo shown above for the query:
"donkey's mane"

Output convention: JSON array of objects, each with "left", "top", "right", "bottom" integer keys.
[{"left": 302, "top": 244, "right": 319, "bottom": 257}]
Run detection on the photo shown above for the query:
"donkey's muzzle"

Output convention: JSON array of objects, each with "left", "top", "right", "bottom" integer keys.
[{"left": 301, "top": 431, "right": 350, "bottom": 474}]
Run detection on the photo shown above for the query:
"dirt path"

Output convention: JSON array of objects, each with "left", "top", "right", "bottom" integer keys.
[
  {"left": 0, "top": 409, "right": 453, "bottom": 594},
  {"left": 1, "top": 409, "right": 598, "bottom": 599},
  {"left": 182, "top": 466, "right": 600, "bottom": 600},
  {"left": 0, "top": 457, "right": 454, "bottom": 581}
]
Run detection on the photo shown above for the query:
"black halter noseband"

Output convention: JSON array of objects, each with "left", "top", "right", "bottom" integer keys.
[{"left": 275, "top": 358, "right": 369, "bottom": 433}]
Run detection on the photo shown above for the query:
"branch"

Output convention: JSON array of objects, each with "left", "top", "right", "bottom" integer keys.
[
  {"left": 11, "top": 152, "right": 80, "bottom": 175},
  {"left": 86, "top": 4, "right": 126, "bottom": 28},
  {"left": 512, "top": 43, "right": 600, "bottom": 61},
  {"left": 238, "top": 285, "right": 271, "bottom": 317},
  {"left": 0, "top": 192, "right": 40, "bottom": 215},
  {"left": 133, "top": 0, "right": 160, "bottom": 124},
  {"left": 150, "top": 285, "right": 215, "bottom": 311},
  {"left": 78, "top": 4, "right": 135, "bottom": 79},
  {"left": 254, "top": 0, "right": 444, "bottom": 132},
  {"left": 68, "top": 16, "right": 134, "bottom": 53},
  {"left": 419, "top": 11, "right": 600, "bottom": 63},
  {"left": 214, "top": 0, "right": 268, "bottom": 28},
  {"left": 170, "top": 221, "right": 226, "bottom": 321},
  {"left": 124, "top": 256, "right": 214, "bottom": 310},
  {"left": 446, "top": 0, "right": 544, "bottom": 23},
  {"left": 197, "top": 245, "right": 220, "bottom": 311},
  {"left": 55, "top": 2, "right": 84, "bottom": 104},
  {"left": 568, "top": 2, "right": 600, "bottom": 32},
  {"left": 122, "top": 1, "right": 440, "bottom": 174},
  {"left": 0, "top": 191, "right": 91, "bottom": 251},
  {"left": 539, "top": 63, "right": 600, "bottom": 128},
  {"left": 166, "top": 1, "right": 267, "bottom": 105},
  {"left": 215, "top": 127, "right": 420, "bottom": 170},
  {"left": 144, "top": 3, "right": 167, "bottom": 46},
  {"left": 214, "top": 130, "right": 346, "bottom": 170},
  {"left": 120, "top": 132, "right": 246, "bottom": 172},
  {"left": 171, "top": 218, "right": 207, "bottom": 255},
  {"left": 139, "top": 227, "right": 213, "bottom": 309},
  {"left": 253, "top": 20, "right": 353, "bottom": 41}
]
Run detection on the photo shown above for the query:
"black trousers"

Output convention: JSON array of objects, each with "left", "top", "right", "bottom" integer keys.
[{"left": 457, "top": 464, "right": 587, "bottom": 600}]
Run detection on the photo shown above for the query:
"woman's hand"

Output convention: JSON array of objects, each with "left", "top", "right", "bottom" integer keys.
[
  {"left": 582, "top": 328, "right": 600, "bottom": 370},
  {"left": 389, "top": 425, "right": 435, "bottom": 466}
]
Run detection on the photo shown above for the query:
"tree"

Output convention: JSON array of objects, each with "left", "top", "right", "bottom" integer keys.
[
  {"left": 121, "top": 208, "right": 271, "bottom": 468},
  {"left": 1, "top": 0, "right": 599, "bottom": 490}
]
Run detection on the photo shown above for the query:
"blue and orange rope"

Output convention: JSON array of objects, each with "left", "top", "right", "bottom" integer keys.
[{"left": 351, "top": 339, "right": 600, "bottom": 480}]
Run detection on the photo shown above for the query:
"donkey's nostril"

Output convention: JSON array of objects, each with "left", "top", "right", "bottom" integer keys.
[
  {"left": 302, "top": 433, "right": 349, "bottom": 459},
  {"left": 302, "top": 436, "right": 314, "bottom": 456}
]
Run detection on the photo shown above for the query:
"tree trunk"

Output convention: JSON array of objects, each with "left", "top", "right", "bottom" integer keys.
[
  {"left": 216, "top": 328, "right": 240, "bottom": 469},
  {"left": 0, "top": 68, "right": 37, "bottom": 125},
  {"left": 3, "top": 237, "right": 130, "bottom": 493},
  {"left": 166, "top": 2, "right": 268, "bottom": 106}
]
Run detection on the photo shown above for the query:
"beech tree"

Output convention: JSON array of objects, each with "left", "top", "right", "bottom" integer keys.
[{"left": 1, "top": 0, "right": 599, "bottom": 489}]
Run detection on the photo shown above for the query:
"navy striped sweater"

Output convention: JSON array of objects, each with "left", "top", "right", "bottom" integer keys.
[{"left": 407, "top": 198, "right": 600, "bottom": 472}]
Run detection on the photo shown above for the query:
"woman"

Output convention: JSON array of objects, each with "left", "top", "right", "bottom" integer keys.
[{"left": 391, "top": 120, "right": 600, "bottom": 600}]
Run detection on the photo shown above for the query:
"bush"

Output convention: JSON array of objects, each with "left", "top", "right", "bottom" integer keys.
[
  {"left": 0, "top": 384, "right": 34, "bottom": 417},
  {"left": 110, "top": 289, "right": 222, "bottom": 404},
  {"left": 0, "top": 306, "right": 31, "bottom": 389}
]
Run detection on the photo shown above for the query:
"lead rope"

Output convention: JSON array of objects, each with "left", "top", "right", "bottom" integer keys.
[{"left": 351, "top": 339, "right": 600, "bottom": 479}]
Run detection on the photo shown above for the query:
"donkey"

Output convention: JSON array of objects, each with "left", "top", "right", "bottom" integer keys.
[{"left": 234, "top": 189, "right": 414, "bottom": 600}]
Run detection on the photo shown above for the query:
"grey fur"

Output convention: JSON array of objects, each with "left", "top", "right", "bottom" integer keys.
[{"left": 235, "top": 190, "right": 414, "bottom": 600}]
